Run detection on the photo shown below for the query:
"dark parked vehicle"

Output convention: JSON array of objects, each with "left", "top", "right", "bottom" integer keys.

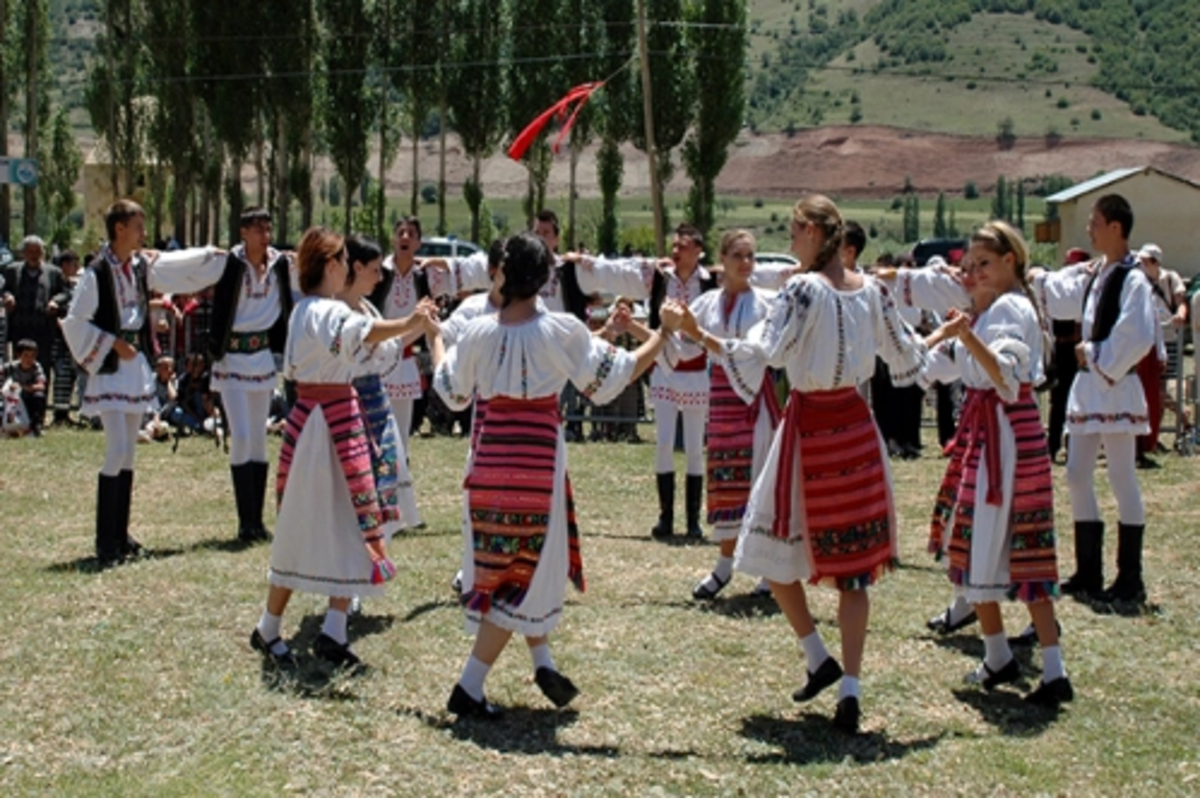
[{"left": 909, "top": 238, "right": 967, "bottom": 266}]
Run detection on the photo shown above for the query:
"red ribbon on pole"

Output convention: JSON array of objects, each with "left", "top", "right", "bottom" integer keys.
[{"left": 507, "top": 82, "right": 605, "bottom": 162}]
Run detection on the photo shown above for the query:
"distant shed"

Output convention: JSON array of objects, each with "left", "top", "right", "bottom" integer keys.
[{"left": 1043, "top": 166, "right": 1200, "bottom": 277}]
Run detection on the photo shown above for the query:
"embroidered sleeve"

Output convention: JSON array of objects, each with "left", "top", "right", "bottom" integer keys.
[
  {"left": 566, "top": 320, "right": 636, "bottom": 406},
  {"left": 748, "top": 261, "right": 796, "bottom": 291},
  {"left": 424, "top": 264, "right": 457, "bottom": 299},
  {"left": 716, "top": 277, "right": 814, "bottom": 404},
  {"left": 453, "top": 251, "right": 492, "bottom": 293},
  {"left": 60, "top": 269, "right": 116, "bottom": 375},
  {"left": 1035, "top": 263, "right": 1091, "bottom": 321},
  {"left": 147, "top": 247, "right": 225, "bottom": 294},
  {"left": 898, "top": 268, "right": 971, "bottom": 316},
  {"left": 918, "top": 339, "right": 962, "bottom": 391},
  {"left": 574, "top": 256, "right": 655, "bottom": 300},
  {"left": 323, "top": 305, "right": 373, "bottom": 366},
  {"left": 874, "top": 278, "right": 929, "bottom": 387},
  {"left": 432, "top": 339, "right": 476, "bottom": 412}
]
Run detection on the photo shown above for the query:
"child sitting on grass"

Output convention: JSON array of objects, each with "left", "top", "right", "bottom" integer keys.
[{"left": 4, "top": 340, "right": 47, "bottom": 437}]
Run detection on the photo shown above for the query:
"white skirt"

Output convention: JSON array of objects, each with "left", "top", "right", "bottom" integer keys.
[
  {"left": 82, "top": 352, "right": 155, "bottom": 415},
  {"left": 269, "top": 405, "right": 387, "bottom": 598}
]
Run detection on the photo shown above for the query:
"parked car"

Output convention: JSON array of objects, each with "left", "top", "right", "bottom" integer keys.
[
  {"left": 416, "top": 237, "right": 481, "bottom": 259},
  {"left": 909, "top": 238, "right": 967, "bottom": 266},
  {"left": 755, "top": 252, "right": 799, "bottom": 268}
]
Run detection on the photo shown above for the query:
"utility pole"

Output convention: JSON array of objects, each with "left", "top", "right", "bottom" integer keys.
[{"left": 636, "top": 0, "right": 664, "bottom": 256}]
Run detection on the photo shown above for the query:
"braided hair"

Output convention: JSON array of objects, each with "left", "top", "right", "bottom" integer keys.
[{"left": 794, "top": 194, "right": 844, "bottom": 272}]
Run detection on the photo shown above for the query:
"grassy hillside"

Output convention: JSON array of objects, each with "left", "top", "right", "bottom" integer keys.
[{"left": 745, "top": 0, "right": 1198, "bottom": 143}]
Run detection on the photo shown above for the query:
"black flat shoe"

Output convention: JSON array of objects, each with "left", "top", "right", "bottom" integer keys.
[
  {"left": 535, "top": 667, "right": 580, "bottom": 708},
  {"left": 1024, "top": 676, "right": 1074, "bottom": 707},
  {"left": 832, "top": 696, "right": 860, "bottom": 734},
  {"left": 964, "top": 657, "right": 1020, "bottom": 690},
  {"left": 312, "top": 633, "right": 363, "bottom": 671},
  {"left": 926, "top": 606, "right": 978, "bottom": 635},
  {"left": 1008, "top": 620, "right": 1063, "bottom": 647},
  {"left": 692, "top": 572, "right": 730, "bottom": 600},
  {"left": 447, "top": 683, "right": 505, "bottom": 719},
  {"left": 250, "top": 628, "right": 297, "bottom": 669},
  {"left": 792, "top": 656, "right": 844, "bottom": 702}
]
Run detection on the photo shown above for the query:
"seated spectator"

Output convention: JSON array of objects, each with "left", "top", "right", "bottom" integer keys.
[
  {"left": 170, "top": 352, "right": 221, "bottom": 438},
  {"left": 140, "top": 355, "right": 177, "bottom": 443},
  {"left": 4, "top": 339, "right": 47, "bottom": 437},
  {"left": 266, "top": 387, "right": 290, "bottom": 435}
]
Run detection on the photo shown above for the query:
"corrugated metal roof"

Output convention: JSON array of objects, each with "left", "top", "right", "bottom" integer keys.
[{"left": 1046, "top": 167, "right": 1145, "bottom": 203}]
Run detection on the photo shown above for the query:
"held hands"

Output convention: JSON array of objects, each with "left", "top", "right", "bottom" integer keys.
[
  {"left": 1075, "top": 341, "right": 1088, "bottom": 369},
  {"left": 658, "top": 299, "right": 692, "bottom": 335},
  {"left": 414, "top": 297, "right": 441, "bottom": 334}
]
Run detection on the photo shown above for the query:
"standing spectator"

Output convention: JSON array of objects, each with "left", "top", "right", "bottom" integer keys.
[
  {"left": 51, "top": 251, "right": 85, "bottom": 425},
  {"left": 4, "top": 339, "right": 47, "bottom": 437},
  {"left": 1047, "top": 248, "right": 1091, "bottom": 463},
  {"left": 3, "top": 236, "right": 65, "bottom": 425},
  {"left": 1135, "top": 243, "right": 1189, "bottom": 464}
]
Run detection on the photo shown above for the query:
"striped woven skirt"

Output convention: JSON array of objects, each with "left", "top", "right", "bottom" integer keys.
[
  {"left": 270, "top": 383, "right": 393, "bottom": 595},
  {"left": 462, "top": 394, "right": 584, "bottom": 629},
  {"left": 706, "top": 365, "right": 781, "bottom": 539},
  {"left": 352, "top": 373, "right": 411, "bottom": 534},
  {"left": 930, "top": 385, "right": 1057, "bottom": 602}
]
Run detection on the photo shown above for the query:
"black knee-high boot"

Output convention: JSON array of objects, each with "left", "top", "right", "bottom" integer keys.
[
  {"left": 1101, "top": 523, "right": 1146, "bottom": 602},
  {"left": 685, "top": 474, "right": 705, "bottom": 539},
  {"left": 118, "top": 470, "right": 142, "bottom": 557},
  {"left": 250, "top": 461, "right": 272, "bottom": 539},
  {"left": 651, "top": 472, "right": 675, "bottom": 538},
  {"left": 96, "top": 474, "right": 122, "bottom": 566},
  {"left": 1061, "top": 520, "right": 1104, "bottom": 595},
  {"left": 232, "top": 463, "right": 258, "bottom": 543}
]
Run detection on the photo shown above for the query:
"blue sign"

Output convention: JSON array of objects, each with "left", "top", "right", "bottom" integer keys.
[{"left": 0, "top": 158, "right": 38, "bottom": 187}]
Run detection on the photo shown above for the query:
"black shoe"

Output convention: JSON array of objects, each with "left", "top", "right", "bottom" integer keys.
[
  {"left": 1136, "top": 454, "right": 1160, "bottom": 470},
  {"left": 692, "top": 571, "right": 730, "bottom": 600},
  {"left": 651, "top": 473, "right": 675, "bottom": 538},
  {"left": 1024, "top": 676, "right": 1074, "bottom": 707},
  {"left": 535, "top": 667, "right": 580, "bottom": 708},
  {"left": 1098, "top": 578, "right": 1147, "bottom": 604},
  {"left": 238, "top": 525, "right": 270, "bottom": 544},
  {"left": 650, "top": 516, "right": 674, "bottom": 539},
  {"left": 447, "top": 683, "right": 505, "bottom": 719},
  {"left": 926, "top": 606, "right": 977, "bottom": 635},
  {"left": 122, "top": 537, "right": 145, "bottom": 559},
  {"left": 964, "top": 657, "right": 1021, "bottom": 690},
  {"left": 685, "top": 474, "right": 705, "bottom": 539},
  {"left": 792, "top": 656, "right": 844, "bottom": 702},
  {"left": 312, "top": 633, "right": 363, "bottom": 671},
  {"left": 832, "top": 696, "right": 860, "bottom": 734},
  {"left": 250, "top": 628, "right": 297, "bottom": 669}
]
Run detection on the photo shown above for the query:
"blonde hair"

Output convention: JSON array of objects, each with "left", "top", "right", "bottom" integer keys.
[
  {"left": 971, "top": 220, "right": 1048, "bottom": 352},
  {"left": 793, "top": 194, "right": 844, "bottom": 272},
  {"left": 719, "top": 229, "right": 756, "bottom": 257}
]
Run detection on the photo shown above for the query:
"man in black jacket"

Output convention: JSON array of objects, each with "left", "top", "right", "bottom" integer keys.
[{"left": 3, "top": 236, "right": 65, "bottom": 420}]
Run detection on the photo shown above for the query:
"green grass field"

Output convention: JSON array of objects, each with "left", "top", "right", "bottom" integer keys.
[{"left": 2, "top": 414, "right": 1198, "bottom": 794}]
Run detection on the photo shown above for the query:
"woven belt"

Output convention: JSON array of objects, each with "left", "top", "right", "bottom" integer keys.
[
  {"left": 118, "top": 330, "right": 141, "bottom": 347},
  {"left": 227, "top": 330, "right": 272, "bottom": 354},
  {"left": 674, "top": 355, "right": 707, "bottom": 373}
]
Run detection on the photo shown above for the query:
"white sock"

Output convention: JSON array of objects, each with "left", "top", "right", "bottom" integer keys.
[
  {"left": 799, "top": 631, "right": 830, "bottom": 671},
  {"left": 838, "top": 675, "right": 861, "bottom": 700},
  {"left": 948, "top": 595, "right": 974, "bottom": 625},
  {"left": 712, "top": 556, "right": 733, "bottom": 582},
  {"left": 529, "top": 643, "right": 556, "bottom": 673},
  {"left": 1042, "top": 645, "right": 1067, "bottom": 682},
  {"left": 459, "top": 655, "right": 491, "bottom": 701},
  {"left": 257, "top": 611, "right": 289, "bottom": 656},
  {"left": 983, "top": 632, "right": 1013, "bottom": 671},
  {"left": 321, "top": 608, "right": 348, "bottom": 645}
]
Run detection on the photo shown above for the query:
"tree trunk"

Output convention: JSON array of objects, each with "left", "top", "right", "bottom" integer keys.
[
  {"left": 300, "top": 126, "right": 313, "bottom": 231},
  {"left": 275, "top": 113, "right": 291, "bottom": 246},
  {"left": 253, "top": 130, "right": 265, "bottom": 208},
  {"left": 568, "top": 145, "right": 579, "bottom": 251},
  {"left": 438, "top": 103, "right": 447, "bottom": 235},
  {"left": 0, "top": 0, "right": 9, "bottom": 245},
  {"left": 22, "top": 0, "right": 42, "bottom": 236},
  {"left": 410, "top": 129, "right": 419, "bottom": 216},
  {"left": 344, "top": 177, "right": 353, "bottom": 237},
  {"left": 470, "top": 157, "right": 482, "bottom": 243},
  {"left": 171, "top": 167, "right": 187, "bottom": 247},
  {"left": 377, "top": 109, "right": 387, "bottom": 243}
]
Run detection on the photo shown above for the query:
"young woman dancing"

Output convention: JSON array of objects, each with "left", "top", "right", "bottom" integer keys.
[{"left": 677, "top": 195, "right": 927, "bottom": 733}]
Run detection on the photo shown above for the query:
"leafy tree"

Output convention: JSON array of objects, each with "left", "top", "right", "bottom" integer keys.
[
  {"left": 683, "top": 0, "right": 746, "bottom": 248},
  {"left": 18, "top": 0, "right": 50, "bottom": 235},
  {"left": 903, "top": 193, "right": 920, "bottom": 243},
  {"left": 933, "top": 191, "right": 947, "bottom": 238},
  {"left": 632, "top": 0, "right": 696, "bottom": 246},
  {"left": 40, "top": 106, "right": 82, "bottom": 248},
  {"left": 263, "top": 0, "right": 316, "bottom": 246},
  {"left": 594, "top": 0, "right": 635, "bottom": 255},
  {"left": 391, "top": 0, "right": 440, "bottom": 216},
  {"left": 86, "top": 0, "right": 147, "bottom": 208},
  {"left": 0, "top": 0, "right": 11, "bottom": 243},
  {"left": 319, "top": 0, "right": 372, "bottom": 235},
  {"left": 446, "top": 0, "right": 508, "bottom": 243},
  {"left": 992, "top": 174, "right": 1008, "bottom": 221}
]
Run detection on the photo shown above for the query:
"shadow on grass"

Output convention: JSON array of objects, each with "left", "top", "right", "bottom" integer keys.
[
  {"left": 402, "top": 597, "right": 460, "bottom": 622},
  {"left": 1070, "top": 594, "right": 1163, "bottom": 619},
  {"left": 694, "top": 592, "right": 782, "bottom": 620},
  {"left": 256, "top": 611, "right": 397, "bottom": 699},
  {"left": 406, "top": 705, "right": 622, "bottom": 757},
  {"left": 45, "top": 548, "right": 186, "bottom": 575},
  {"left": 739, "top": 713, "right": 943, "bottom": 764},
  {"left": 189, "top": 536, "right": 262, "bottom": 554},
  {"left": 894, "top": 560, "right": 944, "bottom": 575},
  {"left": 927, "top": 634, "right": 1041, "bottom": 674},
  {"left": 950, "top": 688, "right": 1063, "bottom": 736}
]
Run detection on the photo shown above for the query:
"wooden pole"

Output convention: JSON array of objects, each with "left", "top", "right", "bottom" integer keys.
[{"left": 636, "top": 0, "right": 664, "bottom": 257}]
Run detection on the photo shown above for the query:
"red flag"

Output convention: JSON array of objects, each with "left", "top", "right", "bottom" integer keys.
[{"left": 507, "top": 82, "right": 605, "bottom": 162}]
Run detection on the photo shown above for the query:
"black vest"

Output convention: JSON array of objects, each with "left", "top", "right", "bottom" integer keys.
[
  {"left": 557, "top": 260, "right": 590, "bottom": 322},
  {"left": 1085, "top": 262, "right": 1134, "bottom": 344},
  {"left": 648, "top": 267, "right": 718, "bottom": 330},
  {"left": 368, "top": 263, "right": 431, "bottom": 315},
  {"left": 88, "top": 254, "right": 152, "bottom": 375},
  {"left": 208, "top": 251, "right": 294, "bottom": 362}
]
